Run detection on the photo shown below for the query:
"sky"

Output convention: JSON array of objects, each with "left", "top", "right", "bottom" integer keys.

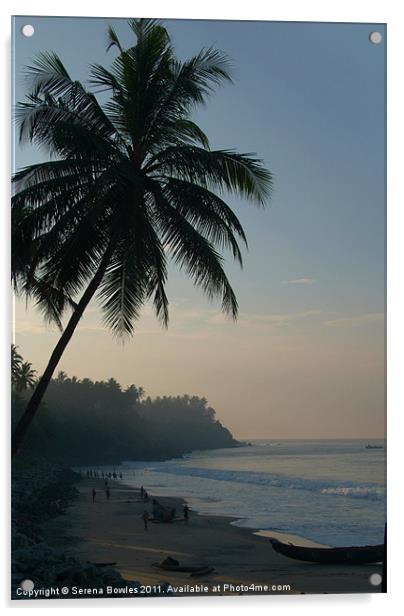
[{"left": 12, "top": 16, "right": 386, "bottom": 439}]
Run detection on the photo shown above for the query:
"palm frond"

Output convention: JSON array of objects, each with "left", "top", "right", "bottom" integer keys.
[
  {"left": 147, "top": 146, "right": 273, "bottom": 205},
  {"left": 19, "top": 275, "right": 78, "bottom": 330},
  {"left": 127, "top": 18, "right": 167, "bottom": 44},
  {"left": 163, "top": 178, "right": 246, "bottom": 264},
  {"left": 106, "top": 25, "right": 124, "bottom": 53},
  {"left": 23, "top": 51, "right": 71, "bottom": 98},
  {"left": 15, "top": 82, "right": 125, "bottom": 156},
  {"left": 157, "top": 119, "right": 210, "bottom": 149},
  {"left": 142, "top": 48, "right": 231, "bottom": 152},
  {"left": 98, "top": 192, "right": 169, "bottom": 336},
  {"left": 149, "top": 182, "right": 238, "bottom": 318},
  {"left": 98, "top": 240, "right": 147, "bottom": 337}
]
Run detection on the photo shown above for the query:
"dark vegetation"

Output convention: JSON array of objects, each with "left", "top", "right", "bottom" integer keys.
[{"left": 13, "top": 348, "right": 240, "bottom": 465}]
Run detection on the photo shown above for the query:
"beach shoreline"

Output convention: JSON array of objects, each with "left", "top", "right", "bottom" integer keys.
[{"left": 41, "top": 476, "right": 382, "bottom": 596}]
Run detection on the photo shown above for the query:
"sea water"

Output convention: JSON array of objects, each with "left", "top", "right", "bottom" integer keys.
[{"left": 113, "top": 439, "right": 385, "bottom": 548}]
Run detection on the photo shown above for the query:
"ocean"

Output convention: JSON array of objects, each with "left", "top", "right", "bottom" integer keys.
[{"left": 100, "top": 439, "right": 387, "bottom": 548}]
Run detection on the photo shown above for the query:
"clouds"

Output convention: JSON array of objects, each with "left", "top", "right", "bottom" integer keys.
[
  {"left": 323, "top": 313, "right": 384, "bottom": 328},
  {"left": 14, "top": 293, "right": 385, "bottom": 348},
  {"left": 12, "top": 319, "right": 51, "bottom": 336},
  {"left": 207, "top": 309, "right": 384, "bottom": 332},
  {"left": 281, "top": 278, "right": 317, "bottom": 285},
  {"left": 153, "top": 307, "right": 324, "bottom": 337},
  {"left": 208, "top": 309, "right": 322, "bottom": 329}
]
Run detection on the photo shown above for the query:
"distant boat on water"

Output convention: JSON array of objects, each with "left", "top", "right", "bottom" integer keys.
[{"left": 365, "top": 444, "right": 383, "bottom": 449}]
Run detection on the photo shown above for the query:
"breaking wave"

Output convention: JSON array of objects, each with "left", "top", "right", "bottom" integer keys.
[
  {"left": 143, "top": 463, "right": 385, "bottom": 502},
  {"left": 319, "top": 486, "right": 385, "bottom": 500}
]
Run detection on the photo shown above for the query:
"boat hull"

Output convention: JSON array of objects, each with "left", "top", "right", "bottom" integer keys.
[{"left": 270, "top": 539, "right": 383, "bottom": 564}]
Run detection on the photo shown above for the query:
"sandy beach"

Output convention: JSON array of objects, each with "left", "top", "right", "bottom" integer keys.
[{"left": 42, "top": 477, "right": 382, "bottom": 596}]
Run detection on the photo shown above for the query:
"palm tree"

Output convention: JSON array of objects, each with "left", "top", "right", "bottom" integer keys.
[
  {"left": 125, "top": 384, "right": 145, "bottom": 403},
  {"left": 15, "top": 361, "right": 37, "bottom": 392},
  {"left": 11, "top": 19, "right": 272, "bottom": 456},
  {"left": 11, "top": 345, "right": 23, "bottom": 387},
  {"left": 106, "top": 378, "right": 121, "bottom": 391},
  {"left": 55, "top": 371, "right": 68, "bottom": 384}
]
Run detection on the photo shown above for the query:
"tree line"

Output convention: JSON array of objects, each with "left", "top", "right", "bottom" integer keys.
[{"left": 12, "top": 346, "right": 240, "bottom": 464}]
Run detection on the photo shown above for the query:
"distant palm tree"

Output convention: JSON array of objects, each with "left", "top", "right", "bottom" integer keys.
[
  {"left": 11, "top": 345, "right": 23, "bottom": 387},
  {"left": 15, "top": 361, "right": 37, "bottom": 392},
  {"left": 125, "top": 384, "right": 145, "bottom": 402},
  {"left": 106, "top": 378, "right": 121, "bottom": 391},
  {"left": 11, "top": 19, "right": 272, "bottom": 456},
  {"left": 56, "top": 371, "right": 68, "bottom": 383}
]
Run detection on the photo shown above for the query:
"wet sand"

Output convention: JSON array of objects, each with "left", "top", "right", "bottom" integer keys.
[{"left": 43, "top": 477, "right": 382, "bottom": 595}]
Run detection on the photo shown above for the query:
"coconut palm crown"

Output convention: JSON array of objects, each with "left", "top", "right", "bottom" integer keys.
[{"left": 12, "top": 18, "right": 273, "bottom": 454}]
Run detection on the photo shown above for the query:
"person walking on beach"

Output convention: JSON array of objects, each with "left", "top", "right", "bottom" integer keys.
[
  {"left": 140, "top": 486, "right": 144, "bottom": 499},
  {"left": 142, "top": 510, "right": 150, "bottom": 530},
  {"left": 92, "top": 488, "right": 96, "bottom": 503},
  {"left": 119, "top": 472, "right": 123, "bottom": 480},
  {"left": 183, "top": 504, "right": 190, "bottom": 524}
]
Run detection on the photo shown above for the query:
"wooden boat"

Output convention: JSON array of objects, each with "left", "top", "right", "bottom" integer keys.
[
  {"left": 270, "top": 538, "right": 383, "bottom": 564},
  {"left": 151, "top": 501, "right": 176, "bottom": 522},
  {"left": 152, "top": 556, "right": 214, "bottom": 576}
]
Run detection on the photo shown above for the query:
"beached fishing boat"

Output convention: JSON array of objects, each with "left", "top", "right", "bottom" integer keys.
[
  {"left": 152, "top": 557, "right": 214, "bottom": 576},
  {"left": 270, "top": 538, "right": 383, "bottom": 564}
]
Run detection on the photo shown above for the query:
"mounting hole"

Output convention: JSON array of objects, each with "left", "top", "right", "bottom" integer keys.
[
  {"left": 21, "top": 579, "right": 35, "bottom": 592},
  {"left": 369, "top": 31, "right": 382, "bottom": 45},
  {"left": 21, "top": 24, "right": 35, "bottom": 38},
  {"left": 369, "top": 573, "right": 382, "bottom": 586}
]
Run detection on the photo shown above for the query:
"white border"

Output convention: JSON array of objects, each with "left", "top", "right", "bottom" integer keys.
[{"left": 1, "top": 1, "right": 403, "bottom": 614}]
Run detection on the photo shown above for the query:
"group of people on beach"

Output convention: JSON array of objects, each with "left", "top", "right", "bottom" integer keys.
[
  {"left": 86, "top": 469, "right": 123, "bottom": 480},
  {"left": 140, "top": 485, "right": 150, "bottom": 501},
  {"left": 141, "top": 491, "right": 190, "bottom": 530},
  {"left": 90, "top": 475, "right": 114, "bottom": 502},
  {"left": 88, "top": 474, "right": 191, "bottom": 530},
  {"left": 91, "top": 485, "right": 110, "bottom": 502}
]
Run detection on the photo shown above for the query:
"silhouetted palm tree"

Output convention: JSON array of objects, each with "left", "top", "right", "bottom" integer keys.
[
  {"left": 125, "top": 384, "right": 145, "bottom": 403},
  {"left": 12, "top": 19, "right": 272, "bottom": 455},
  {"left": 56, "top": 371, "right": 68, "bottom": 384},
  {"left": 15, "top": 361, "right": 37, "bottom": 392},
  {"left": 11, "top": 345, "right": 23, "bottom": 387}
]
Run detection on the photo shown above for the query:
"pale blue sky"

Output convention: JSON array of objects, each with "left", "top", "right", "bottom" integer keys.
[{"left": 12, "top": 17, "right": 386, "bottom": 438}]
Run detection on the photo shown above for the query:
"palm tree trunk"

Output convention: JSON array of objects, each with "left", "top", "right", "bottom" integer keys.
[{"left": 12, "top": 244, "right": 114, "bottom": 457}]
